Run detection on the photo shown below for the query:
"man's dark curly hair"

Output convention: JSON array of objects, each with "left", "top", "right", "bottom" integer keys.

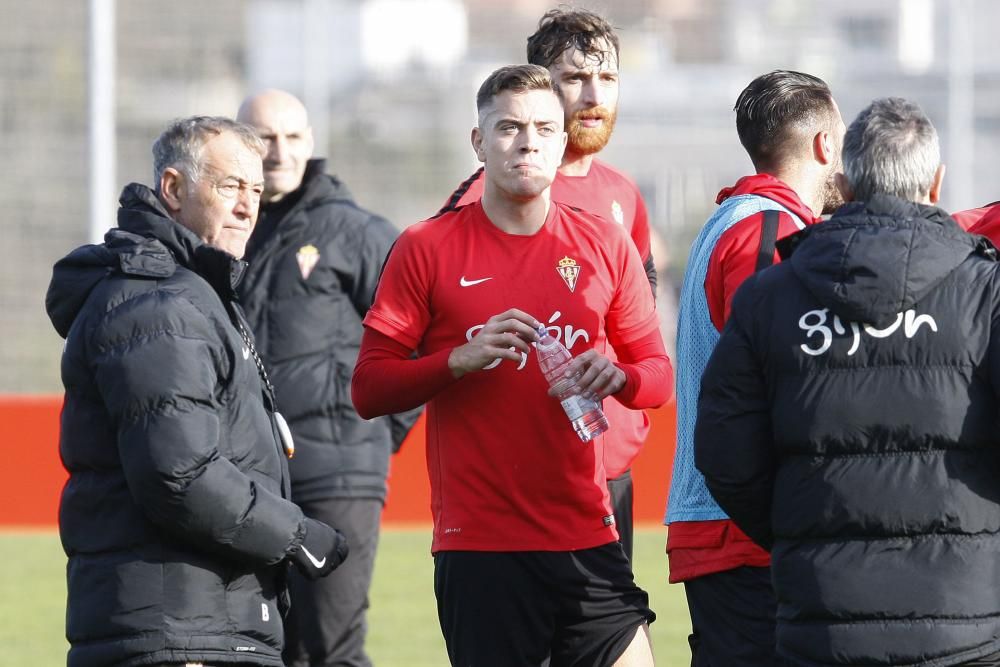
[{"left": 526, "top": 7, "right": 620, "bottom": 69}]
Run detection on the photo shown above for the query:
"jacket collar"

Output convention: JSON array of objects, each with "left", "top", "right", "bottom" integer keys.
[
  {"left": 717, "top": 173, "right": 820, "bottom": 225},
  {"left": 267, "top": 158, "right": 354, "bottom": 217},
  {"left": 831, "top": 193, "right": 951, "bottom": 224},
  {"left": 116, "top": 183, "right": 247, "bottom": 297},
  {"left": 243, "top": 160, "right": 355, "bottom": 265}
]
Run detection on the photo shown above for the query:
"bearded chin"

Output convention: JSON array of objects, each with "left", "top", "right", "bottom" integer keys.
[
  {"left": 821, "top": 173, "right": 845, "bottom": 215},
  {"left": 567, "top": 112, "right": 617, "bottom": 155}
]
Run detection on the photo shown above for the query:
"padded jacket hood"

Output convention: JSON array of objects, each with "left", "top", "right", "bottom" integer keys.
[
  {"left": 47, "top": 184, "right": 245, "bottom": 336},
  {"left": 784, "top": 194, "right": 983, "bottom": 327}
]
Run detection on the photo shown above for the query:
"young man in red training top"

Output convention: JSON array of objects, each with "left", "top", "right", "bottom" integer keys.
[
  {"left": 441, "top": 7, "right": 654, "bottom": 562},
  {"left": 667, "top": 70, "right": 845, "bottom": 665},
  {"left": 352, "top": 65, "right": 673, "bottom": 667}
]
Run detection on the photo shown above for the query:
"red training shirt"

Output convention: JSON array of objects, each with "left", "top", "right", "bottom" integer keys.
[
  {"left": 965, "top": 203, "right": 1000, "bottom": 243},
  {"left": 446, "top": 160, "right": 653, "bottom": 275},
  {"left": 953, "top": 202, "right": 1000, "bottom": 231},
  {"left": 361, "top": 200, "right": 670, "bottom": 553},
  {"left": 443, "top": 160, "right": 655, "bottom": 478}
]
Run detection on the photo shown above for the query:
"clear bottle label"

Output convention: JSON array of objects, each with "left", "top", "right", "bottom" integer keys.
[{"left": 560, "top": 395, "right": 591, "bottom": 420}]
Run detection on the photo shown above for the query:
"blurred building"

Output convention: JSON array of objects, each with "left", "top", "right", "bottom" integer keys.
[{"left": 0, "top": 0, "right": 995, "bottom": 392}]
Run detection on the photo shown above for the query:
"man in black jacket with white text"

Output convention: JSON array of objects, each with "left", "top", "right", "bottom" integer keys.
[{"left": 696, "top": 98, "right": 1000, "bottom": 666}]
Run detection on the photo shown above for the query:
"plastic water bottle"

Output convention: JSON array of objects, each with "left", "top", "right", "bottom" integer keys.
[{"left": 534, "top": 324, "right": 609, "bottom": 442}]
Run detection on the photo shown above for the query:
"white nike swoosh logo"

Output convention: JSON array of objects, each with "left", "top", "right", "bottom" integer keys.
[
  {"left": 300, "top": 545, "right": 327, "bottom": 569},
  {"left": 460, "top": 276, "right": 493, "bottom": 287},
  {"left": 242, "top": 347, "right": 250, "bottom": 360}
]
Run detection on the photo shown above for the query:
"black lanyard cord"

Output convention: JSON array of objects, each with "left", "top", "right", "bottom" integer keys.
[{"left": 234, "top": 320, "right": 278, "bottom": 412}]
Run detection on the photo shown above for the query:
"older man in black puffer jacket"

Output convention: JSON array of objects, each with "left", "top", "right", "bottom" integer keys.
[
  {"left": 696, "top": 97, "right": 1000, "bottom": 667},
  {"left": 46, "top": 117, "right": 348, "bottom": 667}
]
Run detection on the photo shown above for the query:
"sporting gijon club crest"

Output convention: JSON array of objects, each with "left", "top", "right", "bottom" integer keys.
[
  {"left": 296, "top": 244, "right": 320, "bottom": 280},
  {"left": 557, "top": 256, "right": 581, "bottom": 292},
  {"left": 611, "top": 200, "right": 624, "bottom": 225}
]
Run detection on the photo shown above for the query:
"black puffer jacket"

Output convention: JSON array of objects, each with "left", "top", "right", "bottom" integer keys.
[
  {"left": 46, "top": 184, "right": 309, "bottom": 667},
  {"left": 695, "top": 195, "right": 1000, "bottom": 666},
  {"left": 239, "top": 160, "right": 421, "bottom": 502}
]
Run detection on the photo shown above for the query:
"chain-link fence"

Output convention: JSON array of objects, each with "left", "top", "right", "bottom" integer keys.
[{"left": 3, "top": 0, "right": 997, "bottom": 392}]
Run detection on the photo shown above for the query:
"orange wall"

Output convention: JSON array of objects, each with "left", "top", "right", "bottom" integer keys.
[
  {"left": 1, "top": 396, "right": 66, "bottom": 526},
  {"left": 0, "top": 395, "right": 675, "bottom": 528}
]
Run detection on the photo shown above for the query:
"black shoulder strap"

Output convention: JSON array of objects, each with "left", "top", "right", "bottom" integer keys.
[
  {"left": 755, "top": 210, "right": 781, "bottom": 272},
  {"left": 434, "top": 167, "right": 484, "bottom": 218}
]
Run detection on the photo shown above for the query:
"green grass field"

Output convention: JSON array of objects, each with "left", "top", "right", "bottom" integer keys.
[{"left": 1, "top": 527, "right": 690, "bottom": 665}]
